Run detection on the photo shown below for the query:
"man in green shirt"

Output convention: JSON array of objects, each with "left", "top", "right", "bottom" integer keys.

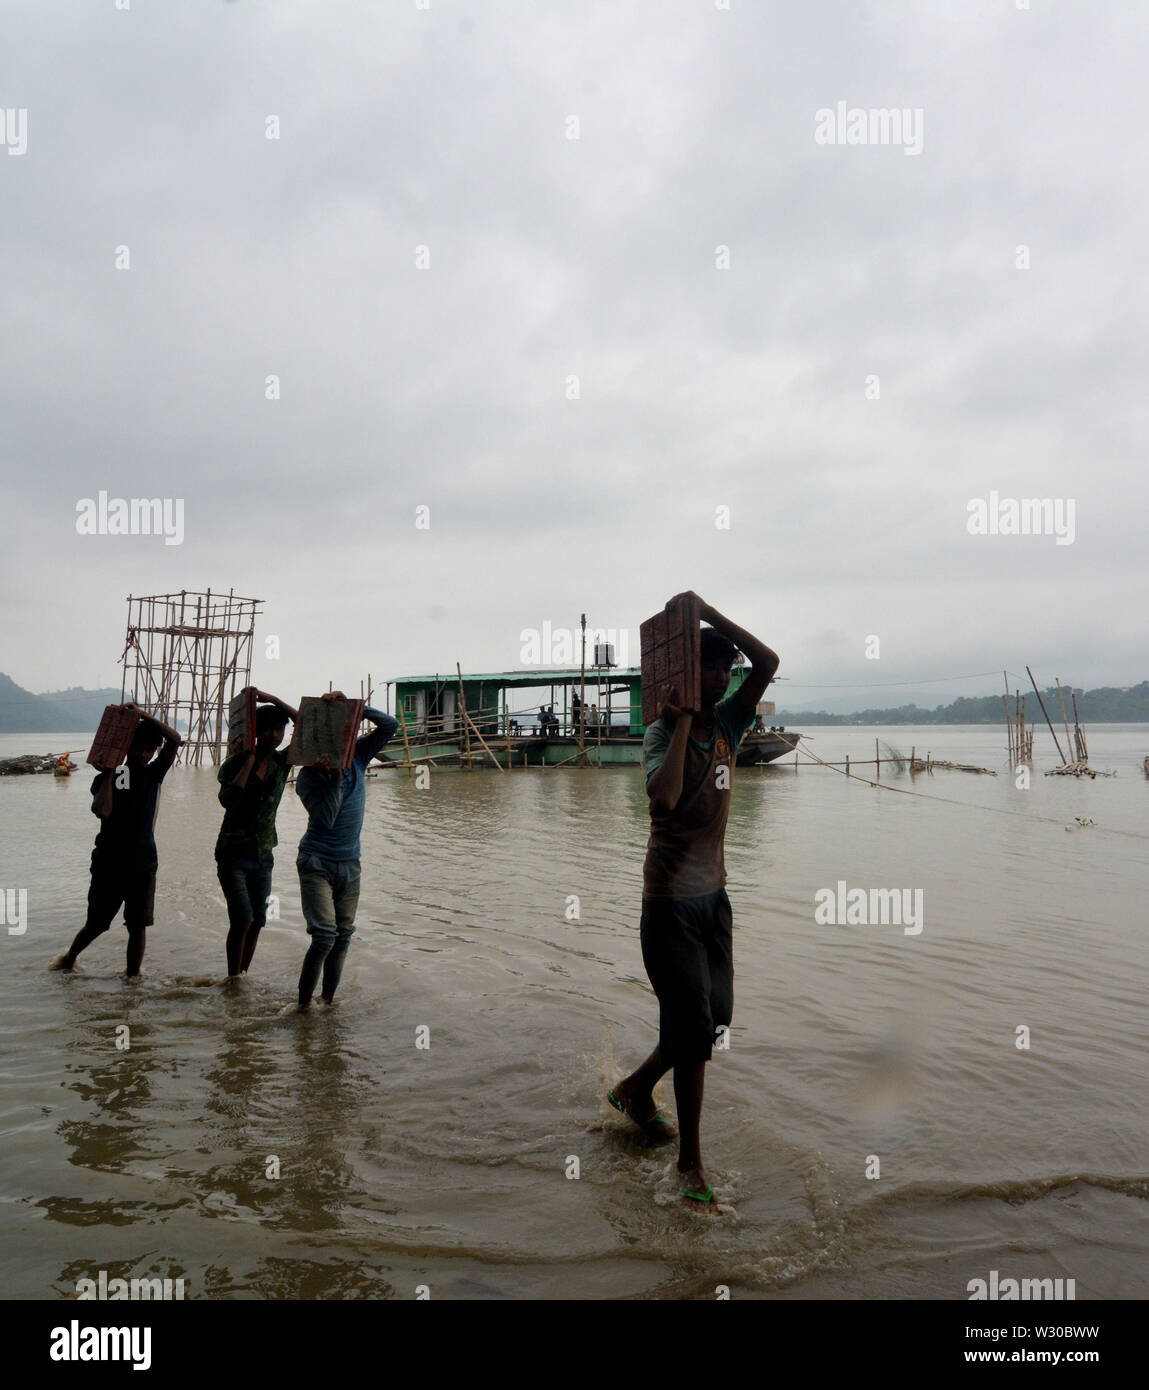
[
  {"left": 215, "top": 691, "right": 297, "bottom": 978},
  {"left": 610, "top": 598, "right": 779, "bottom": 1210}
]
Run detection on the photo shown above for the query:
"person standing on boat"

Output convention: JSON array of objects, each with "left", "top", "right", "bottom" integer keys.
[
  {"left": 609, "top": 598, "right": 778, "bottom": 1211},
  {"left": 294, "top": 693, "right": 398, "bottom": 1010},
  {"left": 215, "top": 692, "right": 298, "bottom": 979}
]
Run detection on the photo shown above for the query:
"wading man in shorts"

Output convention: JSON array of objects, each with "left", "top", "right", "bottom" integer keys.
[
  {"left": 52, "top": 705, "right": 182, "bottom": 977},
  {"left": 610, "top": 597, "right": 778, "bottom": 1209},
  {"left": 215, "top": 691, "right": 298, "bottom": 978}
]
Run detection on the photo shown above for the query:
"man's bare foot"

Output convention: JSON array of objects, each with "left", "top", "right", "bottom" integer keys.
[
  {"left": 679, "top": 1164, "right": 719, "bottom": 1212},
  {"left": 48, "top": 954, "right": 74, "bottom": 972}
]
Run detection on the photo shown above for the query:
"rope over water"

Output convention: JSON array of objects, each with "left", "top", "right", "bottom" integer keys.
[{"left": 769, "top": 733, "right": 1149, "bottom": 843}]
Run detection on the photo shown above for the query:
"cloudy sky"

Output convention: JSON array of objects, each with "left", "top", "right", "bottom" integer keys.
[{"left": 2, "top": 0, "right": 1144, "bottom": 714}]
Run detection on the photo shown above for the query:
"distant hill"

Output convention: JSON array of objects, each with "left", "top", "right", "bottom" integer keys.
[
  {"left": 0, "top": 673, "right": 124, "bottom": 732},
  {"left": 774, "top": 682, "right": 1149, "bottom": 726},
  {"left": 5, "top": 671, "right": 1147, "bottom": 733}
]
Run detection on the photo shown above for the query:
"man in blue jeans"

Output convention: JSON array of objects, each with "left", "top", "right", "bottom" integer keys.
[{"left": 295, "top": 693, "right": 398, "bottom": 1010}]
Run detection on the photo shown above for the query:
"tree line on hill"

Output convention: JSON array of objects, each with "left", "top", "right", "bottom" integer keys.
[
  {"left": 4, "top": 671, "right": 1149, "bottom": 733},
  {"left": 0, "top": 674, "right": 124, "bottom": 732},
  {"left": 774, "top": 682, "right": 1149, "bottom": 725}
]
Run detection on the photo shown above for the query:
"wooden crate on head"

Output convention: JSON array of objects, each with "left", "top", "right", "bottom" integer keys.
[{"left": 287, "top": 697, "right": 365, "bottom": 769}]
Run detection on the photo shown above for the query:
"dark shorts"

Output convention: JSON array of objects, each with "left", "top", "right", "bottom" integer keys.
[
  {"left": 86, "top": 861, "right": 157, "bottom": 933},
  {"left": 216, "top": 856, "right": 274, "bottom": 931},
  {"left": 640, "top": 888, "right": 733, "bottom": 1064}
]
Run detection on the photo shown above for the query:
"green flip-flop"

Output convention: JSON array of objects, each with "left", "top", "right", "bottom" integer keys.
[
  {"left": 607, "top": 1088, "right": 679, "bottom": 1142},
  {"left": 682, "top": 1184, "right": 715, "bottom": 1207}
]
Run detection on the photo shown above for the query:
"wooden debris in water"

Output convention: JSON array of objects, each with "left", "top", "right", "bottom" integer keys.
[
  {"left": 1045, "top": 760, "right": 1105, "bottom": 779},
  {"left": 908, "top": 755, "right": 997, "bottom": 776},
  {"left": 0, "top": 754, "right": 62, "bottom": 776}
]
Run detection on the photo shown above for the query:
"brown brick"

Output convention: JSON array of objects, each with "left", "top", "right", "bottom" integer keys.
[
  {"left": 640, "top": 591, "right": 701, "bottom": 723},
  {"left": 86, "top": 705, "right": 142, "bottom": 770},
  {"left": 226, "top": 687, "right": 258, "bottom": 758}
]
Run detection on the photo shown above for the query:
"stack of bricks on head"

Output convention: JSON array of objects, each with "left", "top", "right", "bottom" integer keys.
[
  {"left": 639, "top": 592, "right": 702, "bottom": 725},
  {"left": 86, "top": 705, "right": 142, "bottom": 770}
]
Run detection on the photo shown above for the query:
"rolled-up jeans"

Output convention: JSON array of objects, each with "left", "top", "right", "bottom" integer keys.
[{"left": 297, "top": 852, "right": 361, "bottom": 1002}]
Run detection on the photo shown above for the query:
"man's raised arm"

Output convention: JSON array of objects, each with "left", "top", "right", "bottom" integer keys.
[
  {"left": 698, "top": 601, "right": 779, "bottom": 724},
  {"left": 356, "top": 706, "right": 399, "bottom": 766}
]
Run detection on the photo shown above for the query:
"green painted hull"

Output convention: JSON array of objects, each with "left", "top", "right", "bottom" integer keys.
[{"left": 375, "top": 732, "right": 800, "bottom": 769}]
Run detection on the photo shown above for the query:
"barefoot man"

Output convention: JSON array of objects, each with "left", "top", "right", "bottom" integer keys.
[
  {"left": 215, "top": 691, "right": 298, "bottom": 978},
  {"left": 294, "top": 693, "right": 397, "bottom": 1010},
  {"left": 52, "top": 704, "right": 182, "bottom": 978},
  {"left": 610, "top": 597, "right": 779, "bottom": 1209}
]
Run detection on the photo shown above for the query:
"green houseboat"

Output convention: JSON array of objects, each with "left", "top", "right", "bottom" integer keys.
[{"left": 378, "top": 666, "right": 800, "bottom": 768}]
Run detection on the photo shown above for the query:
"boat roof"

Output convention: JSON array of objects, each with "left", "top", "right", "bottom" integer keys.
[
  {"left": 389, "top": 668, "right": 641, "bottom": 690},
  {"left": 388, "top": 663, "right": 747, "bottom": 691}
]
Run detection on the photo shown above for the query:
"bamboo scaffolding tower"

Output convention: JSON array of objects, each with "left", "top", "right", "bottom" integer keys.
[{"left": 119, "top": 589, "right": 261, "bottom": 766}]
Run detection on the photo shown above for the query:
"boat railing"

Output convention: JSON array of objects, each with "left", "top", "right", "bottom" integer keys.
[{"left": 398, "top": 698, "right": 638, "bottom": 744}]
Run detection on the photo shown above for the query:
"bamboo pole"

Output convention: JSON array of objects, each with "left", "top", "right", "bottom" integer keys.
[
  {"left": 845, "top": 755, "right": 850, "bottom": 777},
  {"left": 456, "top": 664, "right": 473, "bottom": 768},
  {"left": 875, "top": 738, "right": 880, "bottom": 779},
  {"left": 461, "top": 704, "right": 505, "bottom": 771},
  {"left": 578, "top": 613, "right": 587, "bottom": 769},
  {"left": 399, "top": 699, "right": 414, "bottom": 776},
  {"left": 1071, "top": 691, "right": 1088, "bottom": 761},
  {"left": 1055, "top": 678, "right": 1073, "bottom": 757},
  {"left": 1027, "top": 666, "right": 1066, "bottom": 763},
  {"left": 1002, "top": 671, "right": 1014, "bottom": 764}
]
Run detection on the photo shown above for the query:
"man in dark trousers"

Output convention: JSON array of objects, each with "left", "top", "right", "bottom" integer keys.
[
  {"left": 610, "top": 597, "right": 779, "bottom": 1210},
  {"left": 294, "top": 693, "right": 398, "bottom": 1010},
  {"left": 52, "top": 704, "right": 182, "bottom": 977},
  {"left": 215, "top": 690, "right": 298, "bottom": 978}
]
